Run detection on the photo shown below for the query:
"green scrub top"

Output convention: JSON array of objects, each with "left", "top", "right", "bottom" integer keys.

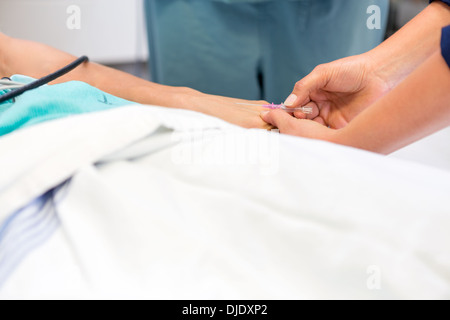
[
  {"left": 145, "top": 0, "right": 389, "bottom": 103},
  {"left": 207, "top": 0, "right": 308, "bottom": 3}
]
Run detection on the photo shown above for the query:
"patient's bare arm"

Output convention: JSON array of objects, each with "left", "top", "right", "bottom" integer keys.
[{"left": 0, "top": 33, "right": 271, "bottom": 129}]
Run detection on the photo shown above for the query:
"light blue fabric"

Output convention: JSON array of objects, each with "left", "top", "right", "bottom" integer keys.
[
  {"left": 0, "top": 75, "right": 136, "bottom": 137},
  {"left": 0, "top": 189, "right": 60, "bottom": 288},
  {"left": 145, "top": 0, "right": 389, "bottom": 102}
]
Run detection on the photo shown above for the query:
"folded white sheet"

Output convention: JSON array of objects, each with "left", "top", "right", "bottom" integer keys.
[{"left": 0, "top": 106, "right": 449, "bottom": 299}]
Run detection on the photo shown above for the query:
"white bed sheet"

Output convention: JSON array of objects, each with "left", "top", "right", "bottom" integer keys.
[{"left": 0, "top": 105, "right": 449, "bottom": 299}]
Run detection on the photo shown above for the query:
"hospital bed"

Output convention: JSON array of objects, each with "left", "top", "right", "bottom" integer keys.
[{"left": 0, "top": 105, "right": 449, "bottom": 299}]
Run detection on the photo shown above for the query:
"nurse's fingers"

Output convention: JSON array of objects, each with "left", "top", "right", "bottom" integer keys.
[
  {"left": 313, "top": 116, "right": 326, "bottom": 126},
  {"left": 293, "top": 102, "right": 320, "bottom": 120},
  {"left": 284, "top": 65, "right": 331, "bottom": 108},
  {"left": 260, "top": 109, "right": 334, "bottom": 140},
  {"left": 260, "top": 110, "right": 298, "bottom": 134}
]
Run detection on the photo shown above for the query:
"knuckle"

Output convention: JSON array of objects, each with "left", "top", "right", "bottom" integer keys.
[
  {"left": 313, "top": 64, "right": 326, "bottom": 72},
  {"left": 294, "top": 80, "right": 305, "bottom": 91}
]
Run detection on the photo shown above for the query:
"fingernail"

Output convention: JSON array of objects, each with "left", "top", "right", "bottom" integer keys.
[
  {"left": 284, "top": 94, "right": 298, "bottom": 106},
  {"left": 260, "top": 111, "right": 269, "bottom": 117}
]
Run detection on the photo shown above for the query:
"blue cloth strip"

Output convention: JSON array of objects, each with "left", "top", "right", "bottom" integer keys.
[
  {"left": 442, "top": 26, "right": 450, "bottom": 67},
  {"left": 0, "top": 190, "right": 60, "bottom": 288},
  {"left": 431, "top": 1, "right": 450, "bottom": 67},
  {"left": 430, "top": 0, "right": 450, "bottom": 5}
]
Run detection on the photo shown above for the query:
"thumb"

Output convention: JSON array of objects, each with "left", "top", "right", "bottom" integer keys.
[
  {"left": 260, "top": 110, "right": 299, "bottom": 134},
  {"left": 284, "top": 64, "right": 330, "bottom": 107},
  {"left": 261, "top": 109, "right": 336, "bottom": 140}
]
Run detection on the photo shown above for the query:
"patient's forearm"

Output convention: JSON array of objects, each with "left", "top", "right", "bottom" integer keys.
[
  {"left": 338, "top": 51, "right": 450, "bottom": 154},
  {"left": 0, "top": 33, "right": 193, "bottom": 109},
  {"left": 367, "top": 1, "right": 450, "bottom": 89},
  {"left": 0, "top": 33, "right": 272, "bottom": 129}
]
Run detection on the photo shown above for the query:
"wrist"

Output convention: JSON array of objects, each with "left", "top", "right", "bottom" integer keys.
[
  {"left": 328, "top": 128, "right": 349, "bottom": 148},
  {"left": 330, "top": 127, "right": 369, "bottom": 153},
  {"left": 332, "top": 123, "right": 392, "bottom": 155},
  {"left": 133, "top": 84, "right": 205, "bottom": 112},
  {"left": 363, "top": 48, "right": 399, "bottom": 91}
]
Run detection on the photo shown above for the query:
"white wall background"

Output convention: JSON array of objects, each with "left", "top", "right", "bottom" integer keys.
[{"left": 0, "top": 0, "right": 149, "bottom": 64}]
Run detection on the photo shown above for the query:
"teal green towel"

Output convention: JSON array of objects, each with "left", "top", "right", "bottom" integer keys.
[{"left": 0, "top": 75, "right": 137, "bottom": 137}]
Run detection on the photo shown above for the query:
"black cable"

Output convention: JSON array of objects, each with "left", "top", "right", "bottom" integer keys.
[{"left": 0, "top": 56, "right": 89, "bottom": 104}]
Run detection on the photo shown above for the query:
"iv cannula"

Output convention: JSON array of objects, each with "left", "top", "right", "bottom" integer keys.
[{"left": 236, "top": 103, "right": 313, "bottom": 114}]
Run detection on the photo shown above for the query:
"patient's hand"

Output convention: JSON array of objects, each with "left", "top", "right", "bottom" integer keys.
[{"left": 171, "top": 88, "right": 274, "bottom": 130}]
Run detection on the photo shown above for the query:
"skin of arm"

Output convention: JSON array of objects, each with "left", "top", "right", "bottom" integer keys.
[
  {"left": 0, "top": 33, "right": 272, "bottom": 130},
  {"left": 261, "top": 50, "right": 450, "bottom": 154},
  {"left": 282, "top": 1, "right": 450, "bottom": 128},
  {"left": 369, "top": 1, "right": 450, "bottom": 88},
  {"left": 338, "top": 51, "right": 450, "bottom": 154}
]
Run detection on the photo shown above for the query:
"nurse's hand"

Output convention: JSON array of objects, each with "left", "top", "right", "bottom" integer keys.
[
  {"left": 260, "top": 110, "right": 340, "bottom": 142},
  {"left": 283, "top": 54, "right": 391, "bottom": 129}
]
